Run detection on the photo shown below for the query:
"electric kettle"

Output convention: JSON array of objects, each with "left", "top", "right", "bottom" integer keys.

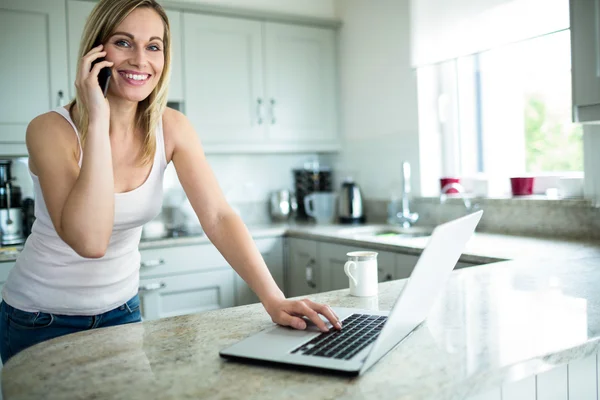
[{"left": 337, "top": 177, "right": 365, "bottom": 224}]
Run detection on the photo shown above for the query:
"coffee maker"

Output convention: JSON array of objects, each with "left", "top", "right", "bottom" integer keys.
[
  {"left": 293, "top": 164, "right": 333, "bottom": 220},
  {"left": 0, "top": 160, "right": 24, "bottom": 245}
]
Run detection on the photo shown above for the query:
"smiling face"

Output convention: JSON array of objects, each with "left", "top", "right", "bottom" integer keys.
[{"left": 104, "top": 7, "right": 165, "bottom": 102}]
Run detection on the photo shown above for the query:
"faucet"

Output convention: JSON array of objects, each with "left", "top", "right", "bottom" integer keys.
[
  {"left": 440, "top": 182, "right": 476, "bottom": 210},
  {"left": 394, "top": 161, "right": 419, "bottom": 228}
]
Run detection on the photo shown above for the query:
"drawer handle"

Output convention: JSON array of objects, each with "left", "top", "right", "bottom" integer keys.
[
  {"left": 305, "top": 259, "right": 317, "bottom": 288},
  {"left": 256, "top": 97, "right": 264, "bottom": 125},
  {"left": 139, "top": 282, "right": 166, "bottom": 292},
  {"left": 140, "top": 259, "right": 165, "bottom": 268},
  {"left": 269, "top": 98, "right": 276, "bottom": 124}
]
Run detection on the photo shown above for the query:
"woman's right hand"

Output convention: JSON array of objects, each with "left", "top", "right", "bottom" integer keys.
[{"left": 75, "top": 44, "right": 113, "bottom": 123}]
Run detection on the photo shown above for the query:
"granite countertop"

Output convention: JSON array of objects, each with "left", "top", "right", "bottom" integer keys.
[{"left": 4, "top": 256, "right": 600, "bottom": 399}]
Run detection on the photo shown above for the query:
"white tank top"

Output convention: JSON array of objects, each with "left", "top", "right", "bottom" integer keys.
[{"left": 2, "top": 106, "right": 168, "bottom": 315}]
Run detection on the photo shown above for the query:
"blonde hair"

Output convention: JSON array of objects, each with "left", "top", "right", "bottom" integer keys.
[{"left": 68, "top": 0, "right": 171, "bottom": 165}]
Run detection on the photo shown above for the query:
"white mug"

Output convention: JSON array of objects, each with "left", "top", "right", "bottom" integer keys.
[
  {"left": 344, "top": 251, "right": 378, "bottom": 297},
  {"left": 303, "top": 192, "right": 336, "bottom": 224}
]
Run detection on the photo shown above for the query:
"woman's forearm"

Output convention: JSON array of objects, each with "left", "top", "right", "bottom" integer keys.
[
  {"left": 205, "top": 212, "right": 285, "bottom": 306},
  {"left": 61, "top": 120, "right": 115, "bottom": 257}
]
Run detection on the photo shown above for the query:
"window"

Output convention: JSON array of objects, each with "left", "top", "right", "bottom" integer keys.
[{"left": 417, "top": 30, "right": 582, "bottom": 197}]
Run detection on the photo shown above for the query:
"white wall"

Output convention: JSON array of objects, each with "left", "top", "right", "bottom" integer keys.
[
  {"left": 163, "top": 153, "right": 317, "bottom": 204},
  {"left": 164, "top": 0, "right": 337, "bottom": 19},
  {"left": 333, "top": 0, "right": 420, "bottom": 200}
]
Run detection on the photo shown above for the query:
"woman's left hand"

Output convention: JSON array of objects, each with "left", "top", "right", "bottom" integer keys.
[{"left": 264, "top": 298, "right": 342, "bottom": 333}]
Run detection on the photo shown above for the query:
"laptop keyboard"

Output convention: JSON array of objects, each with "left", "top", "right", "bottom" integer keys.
[{"left": 291, "top": 314, "right": 387, "bottom": 360}]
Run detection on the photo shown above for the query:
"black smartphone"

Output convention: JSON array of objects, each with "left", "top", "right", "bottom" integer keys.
[{"left": 91, "top": 55, "right": 112, "bottom": 97}]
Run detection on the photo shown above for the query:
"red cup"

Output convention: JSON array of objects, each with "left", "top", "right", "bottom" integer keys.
[
  {"left": 510, "top": 177, "right": 534, "bottom": 196},
  {"left": 440, "top": 177, "right": 461, "bottom": 194}
]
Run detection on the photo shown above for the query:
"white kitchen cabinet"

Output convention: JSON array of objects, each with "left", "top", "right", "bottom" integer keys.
[
  {"left": 568, "top": 354, "right": 597, "bottom": 400},
  {"left": 166, "top": 10, "right": 184, "bottom": 101},
  {"left": 66, "top": 1, "right": 184, "bottom": 103},
  {"left": 0, "top": 0, "right": 70, "bottom": 156},
  {"left": 182, "top": 12, "right": 339, "bottom": 153},
  {"left": 182, "top": 13, "right": 265, "bottom": 146},
  {"left": 570, "top": 0, "right": 600, "bottom": 122},
  {"left": 536, "top": 364, "right": 567, "bottom": 400},
  {"left": 138, "top": 268, "right": 235, "bottom": 321},
  {"left": 466, "top": 356, "right": 597, "bottom": 400},
  {"left": 287, "top": 238, "right": 320, "bottom": 297},
  {"left": 501, "top": 375, "right": 536, "bottom": 400},
  {"left": 263, "top": 22, "right": 338, "bottom": 146},
  {"left": 234, "top": 237, "right": 284, "bottom": 306},
  {"left": 140, "top": 242, "right": 227, "bottom": 278},
  {"left": 139, "top": 242, "right": 235, "bottom": 320},
  {"left": 318, "top": 242, "right": 396, "bottom": 291},
  {"left": 66, "top": 0, "right": 95, "bottom": 101}
]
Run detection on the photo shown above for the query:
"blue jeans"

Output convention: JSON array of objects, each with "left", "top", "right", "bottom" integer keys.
[{"left": 0, "top": 294, "right": 141, "bottom": 363}]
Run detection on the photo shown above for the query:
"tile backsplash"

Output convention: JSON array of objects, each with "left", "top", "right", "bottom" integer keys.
[{"left": 366, "top": 197, "right": 600, "bottom": 241}]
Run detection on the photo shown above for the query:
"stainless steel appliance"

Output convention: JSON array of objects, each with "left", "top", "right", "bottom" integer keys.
[
  {"left": 0, "top": 160, "right": 25, "bottom": 245},
  {"left": 338, "top": 177, "right": 365, "bottom": 224},
  {"left": 269, "top": 189, "right": 297, "bottom": 221}
]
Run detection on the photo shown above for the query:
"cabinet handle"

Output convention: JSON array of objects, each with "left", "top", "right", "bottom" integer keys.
[
  {"left": 269, "top": 98, "right": 276, "bottom": 124},
  {"left": 140, "top": 259, "right": 165, "bottom": 268},
  {"left": 56, "top": 90, "right": 65, "bottom": 107},
  {"left": 305, "top": 259, "right": 317, "bottom": 288},
  {"left": 256, "top": 98, "right": 263, "bottom": 125},
  {"left": 139, "top": 282, "right": 166, "bottom": 292}
]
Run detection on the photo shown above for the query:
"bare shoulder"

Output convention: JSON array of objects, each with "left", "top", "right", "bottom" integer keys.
[
  {"left": 26, "top": 111, "right": 78, "bottom": 148},
  {"left": 162, "top": 106, "right": 192, "bottom": 135},
  {"left": 26, "top": 110, "right": 79, "bottom": 173},
  {"left": 162, "top": 106, "right": 197, "bottom": 161}
]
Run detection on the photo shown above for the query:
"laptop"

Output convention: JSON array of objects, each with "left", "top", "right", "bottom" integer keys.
[{"left": 220, "top": 210, "right": 483, "bottom": 376}]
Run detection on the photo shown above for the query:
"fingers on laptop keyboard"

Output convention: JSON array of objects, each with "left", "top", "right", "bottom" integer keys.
[
  {"left": 295, "top": 301, "right": 330, "bottom": 332},
  {"left": 302, "top": 299, "right": 342, "bottom": 330}
]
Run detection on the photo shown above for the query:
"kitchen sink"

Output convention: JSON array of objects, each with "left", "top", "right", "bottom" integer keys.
[
  {"left": 371, "top": 229, "right": 430, "bottom": 238},
  {"left": 336, "top": 225, "right": 433, "bottom": 239}
]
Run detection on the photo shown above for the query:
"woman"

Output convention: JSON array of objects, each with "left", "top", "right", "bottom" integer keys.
[{"left": 0, "top": 0, "right": 340, "bottom": 363}]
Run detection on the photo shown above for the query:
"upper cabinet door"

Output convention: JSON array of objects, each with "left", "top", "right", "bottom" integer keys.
[
  {"left": 66, "top": 0, "right": 95, "bottom": 101},
  {"left": 570, "top": 0, "right": 600, "bottom": 122},
  {"left": 183, "top": 13, "right": 265, "bottom": 145},
  {"left": 264, "top": 23, "right": 338, "bottom": 145},
  {"left": 165, "top": 10, "right": 183, "bottom": 102},
  {"left": 66, "top": 1, "right": 184, "bottom": 103},
  {"left": 0, "top": 0, "right": 69, "bottom": 153}
]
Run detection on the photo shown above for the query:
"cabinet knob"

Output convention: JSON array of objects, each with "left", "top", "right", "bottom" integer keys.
[
  {"left": 140, "top": 259, "right": 165, "bottom": 268},
  {"left": 139, "top": 282, "right": 166, "bottom": 292}
]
